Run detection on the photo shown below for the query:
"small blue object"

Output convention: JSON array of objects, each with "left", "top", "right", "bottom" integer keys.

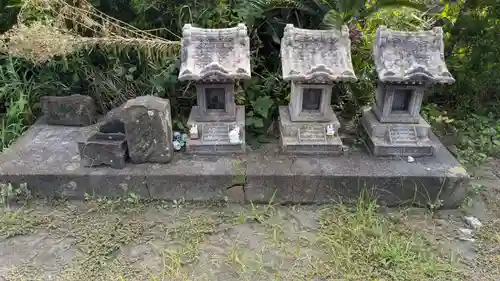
[
  {"left": 173, "top": 131, "right": 181, "bottom": 142},
  {"left": 173, "top": 140, "right": 182, "bottom": 151},
  {"left": 181, "top": 133, "right": 189, "bottom": 142}
]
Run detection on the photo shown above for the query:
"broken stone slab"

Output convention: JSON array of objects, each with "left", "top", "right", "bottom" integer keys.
[
  {"left": 122, "top": 96, "right": 174, "bottom": 164},
  {"left": 78, "top": 132, "right": 127, "bottom": 169},
  {"left": 99, "top": 105, "right": 126, "bottom": 134},
  {"left": 41, "top": 94, "right": 96, "bottom": 126}
]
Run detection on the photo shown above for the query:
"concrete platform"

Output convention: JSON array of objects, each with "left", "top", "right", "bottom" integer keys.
[{"left": 0, "top": 121, "right": 470, "bottom": 208}]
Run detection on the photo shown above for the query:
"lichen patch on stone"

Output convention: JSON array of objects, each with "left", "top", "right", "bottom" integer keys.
[{"left": 447, "top": 166, "right": 468, "bottom": 177}]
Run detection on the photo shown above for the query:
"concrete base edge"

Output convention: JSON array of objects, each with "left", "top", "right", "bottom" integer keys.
[{"left": 0, "top": 122, "right": 471, "bottom": 208}]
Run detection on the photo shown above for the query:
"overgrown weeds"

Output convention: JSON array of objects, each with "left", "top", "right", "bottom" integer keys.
[
  {"left": 422, "top": 104, "right": 500, "bottom": 167},
  {"left": 0, "top": 55, "right": 66, "bottom": 151},
  {"left": 0, "top": 196, "right": 469, "bottom": 281},
  {"left": 317, "top": 195, "right": 462, "bottom": 280}
]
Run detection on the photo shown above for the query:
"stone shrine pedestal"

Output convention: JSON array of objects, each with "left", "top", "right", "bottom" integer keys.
[
  {"left": 279, "top": 106, "right": 342, "bottom": 155},
  {"left": 362, "top": 109, "right": 435, "bottom": 157},
  {"left": 186, "top": 105, "right": 246, "bottom": 154}
]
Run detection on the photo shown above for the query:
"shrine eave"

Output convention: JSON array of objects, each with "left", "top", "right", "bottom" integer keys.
[
  {"left": 377, "top": 69, "right": 455, "bottom": 85},
  {"left": 283, "top": 72, "right": 357, "bottom": 83},
  {"left": 283, "top": 64, "right": 357, "bottom": 83},
  {"left": 178, "top": 66, "right": 251, "bottom": 81}
]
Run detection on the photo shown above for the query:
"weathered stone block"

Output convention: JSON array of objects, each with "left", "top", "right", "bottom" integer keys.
[
  {"left": 99, "top": 106, "right": 126, "bottom": 134},
  {"left": 122, "top": 96, "right": 173, "bottom": 163},
  {"left": 41, "top": 94, "right": 96, "bottom": 126},
  {"left": 78, "top": 132, "right": 127, "bottom": 169}
]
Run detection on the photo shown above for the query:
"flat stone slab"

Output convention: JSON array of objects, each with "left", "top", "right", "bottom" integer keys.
[{"left": 0, "top": 121, "right": 470, "bottom": 207}]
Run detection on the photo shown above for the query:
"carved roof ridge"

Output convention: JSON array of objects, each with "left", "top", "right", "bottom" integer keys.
[
  {"left": 178, "top": 23, "right": 251, "bottom": 81},
  {"left": 373, "top": 26, "right": 455, "bottom": 84},
  {"left": 281, "top": 24, "right": 357, "bottom": 83}
]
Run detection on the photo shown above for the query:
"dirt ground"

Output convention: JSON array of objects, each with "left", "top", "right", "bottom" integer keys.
[{"left": 0, "top": 160, "right": 499, "bottom": 281}]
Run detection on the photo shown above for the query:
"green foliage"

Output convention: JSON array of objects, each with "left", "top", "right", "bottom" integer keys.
[
  {"left": 438, "top": 0, "right": 500, "bottom": 114},
  {"left": 0, "top": 55, "right": 68, "bottom": 151},
  {"left": 453, "top": 113, "right": 500, "bottom": 167},
  {"left": 240, "top": 67, "right": 289, "bottom": 146},
  {"left": 422, "top": 103, "right": 500, "bottom": 167},
  {"left": 0, "top": 0, "right": 21, "bottom": 33}
]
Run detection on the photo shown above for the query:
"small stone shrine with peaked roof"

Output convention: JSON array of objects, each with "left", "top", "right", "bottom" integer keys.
[
  {"left": 279, "top": 24, "right": 357, "bottom": 155},
  {"left": 362, "top": 26, "right": 455, "bottom": 157},
  {"left": 179, "top": 23, "right": 251, "bottom": 154}
]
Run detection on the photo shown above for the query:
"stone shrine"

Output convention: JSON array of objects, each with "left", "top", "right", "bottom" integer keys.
[
  {"left": 179, "top": 23, "right": 250, "bottom": 154},
  {"left": 279, "top": 24, "right": 357, "bottom": 155},
  {"left": 362, "top": 26, "right": 455, "bottom": 157}
]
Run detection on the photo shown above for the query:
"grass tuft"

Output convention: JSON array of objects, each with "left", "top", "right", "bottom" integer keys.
[{"left": 317, "top": 196, "right": 462, "bottom": 280}]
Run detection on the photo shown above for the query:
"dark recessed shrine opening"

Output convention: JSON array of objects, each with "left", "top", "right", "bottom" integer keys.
[
  {"left": 392, "top": 89, "right": 412, "bottom": 112},
  {"left": 302, "top": 88, "right": 322, "bottom": 111},
  {"left": 205, "top": 88, "right": 226, "bottom": 110}
]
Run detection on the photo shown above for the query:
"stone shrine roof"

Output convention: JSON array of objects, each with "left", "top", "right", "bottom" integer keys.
[
  {"left": 178, "top": 24, "right": 251, "bottom": 81},
  {"left": 374, "top": 26, "right": 455, "bottom": 84},
  {"left": 281, "top": 24, "right": 357, "bottom": 83}
]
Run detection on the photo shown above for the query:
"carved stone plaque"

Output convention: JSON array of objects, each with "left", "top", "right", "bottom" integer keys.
[
  {"left": 388, "top": 126, "right": 417, "bottom": 144},
  {"left": 193, "top": 33, "right": 236, "bottom": 72},
  {"left": 298, "top": 125, "right": 326, "bottom": 143},
  {"left": 202, "top": 123, "right": 230, "bottom": 143}
]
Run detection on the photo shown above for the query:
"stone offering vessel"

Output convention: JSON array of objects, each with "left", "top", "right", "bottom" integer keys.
[
  {"left": 279, "top": 24, "right": 357, "bottom": 155},
  {"left": 362, "top": 26, "right": 455, "bottom": 157},
  {"left": 179, "top": 23, "right": 251, "bottom": 154}
]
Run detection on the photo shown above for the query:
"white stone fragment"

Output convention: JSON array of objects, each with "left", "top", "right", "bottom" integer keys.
[
  {"left": 326, "top": 124, "right": 336, "bottom": 136},
  {"left": 464, "top": 216, "right": 482, "bottom": 230},
  {"left": 189, "top": 124, "right": 199, "bottom": 139},
  {"left": 458, "top": 228, "right": 473, "bottom": 236},
  {"left": 229, "top": 126, "right": 242, "bottom": 144}
]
